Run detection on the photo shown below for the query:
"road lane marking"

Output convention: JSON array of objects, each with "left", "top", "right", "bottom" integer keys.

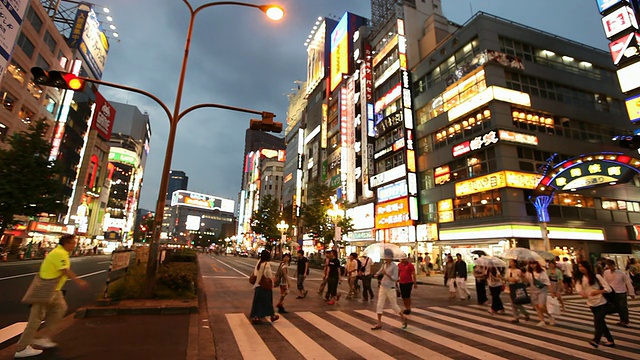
[
  {"left": 271, "top": 315, "right": 337, "bottom": 360},
  {"left": 0, "top": 272, "right": 37, "bottom": 281},
  {"left": 328, "top": 311, "right": 451, "bottom": 360},
  {"left": 216, "top": 259, "right": 249, "bottom": 278},
  {"left": 202, "top": 276, "right": 247, "bottom": 279},
  {"left": 432, "top": 307, "right": 618, "bottom": 360},
  {"left": 355, "top": 310, "right": 506, "bottom": 360},
  {"left": 226, "top": 313, "right": 276, "bottom": 360},
  {"left": 297, "top": 312, "right": 395, "bottom": 360},
  {"left": 0, "top": 322, "right": 27, "bottom": 343},
  {"left": 76, "top": 270, "right": 107, "bottom": 279}
]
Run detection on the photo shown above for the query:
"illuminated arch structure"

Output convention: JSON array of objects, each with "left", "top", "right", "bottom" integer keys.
[{"left": 531, "top": 152, "right": 640, "bottom": 222}]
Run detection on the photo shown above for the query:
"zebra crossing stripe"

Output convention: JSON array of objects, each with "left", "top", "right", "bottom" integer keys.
[
  {"left": 271, "top": 315, "right": 337, "bottom": 360},
  {"left": 327, "top": 311, "right": 453, "bottom": 360},
  {"left": 462, "top": 305, "right": 640, "bottom": 350},
  {"left": 296, "top": 312, "right": 396, "bottom": 360},
  {"left": 430, "top": 307, "right": 609, "bottom": 360},
  {"left": 560, "top": 302, "right": 640, "bottom": 322},
  {"left": 355, "top": 310, "right": 509, "bottom": 360},
  {"left": 225, "top": 313, "right": 276, "bottom": 360},
  {"left": 383, "top": 309, "right": 559, "bottom": 360}
]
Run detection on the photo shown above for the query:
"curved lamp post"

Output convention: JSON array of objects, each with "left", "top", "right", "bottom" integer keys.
[{"left": 144, "top": 0, "right": 284, "bottom": 292}]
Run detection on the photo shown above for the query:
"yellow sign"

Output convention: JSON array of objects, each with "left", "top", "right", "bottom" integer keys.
[
  {"left": 437, "top": 199, "right": 454, "bottom": 223},
  {"left": 455, "top": 171, "right": 540, "bottom": 196},
  {"left": 625, "top": 94, "right": 640, "bottom": 122}
]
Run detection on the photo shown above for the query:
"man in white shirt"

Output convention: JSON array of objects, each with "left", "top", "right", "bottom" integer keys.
[
  {"left": 604, "top": 259, "right": 635, "bottom": 327},
  {"left": 346, "top": 253, "right": 359, "bottom": 299},
  {"left": 562, "top": 257, "right": 574, "bottom": 295}
]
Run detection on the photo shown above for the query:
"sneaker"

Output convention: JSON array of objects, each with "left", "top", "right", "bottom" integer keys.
[
  {"left": 14, "top": 346, "right": 43, "bottom": 358},
  {"left": 32, "top": 337, "right": 58, "bottom": 349},
  {"left": 327, "top": 300, "right": 335, "bottom": 305},
  {"left": 588, "top": 340, "right": 598, "bottom": 348},
  {"left": 601, "top": 342, "right": 615, "bottom": 348},
  {"left": 536, "top": 321, "right": 546, "bottom": 327}
]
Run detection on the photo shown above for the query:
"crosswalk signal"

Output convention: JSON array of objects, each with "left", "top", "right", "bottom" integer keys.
[
  {"left": 249, "top": 111, "right": 282, "bottom": 133},
  {"left": 30, "top": 67, "right": 86, "bottom": 91}
]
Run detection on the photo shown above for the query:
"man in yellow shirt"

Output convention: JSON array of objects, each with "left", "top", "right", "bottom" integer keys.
[{"left": 15, "top": 234, "right": 88, "bottom": 358}]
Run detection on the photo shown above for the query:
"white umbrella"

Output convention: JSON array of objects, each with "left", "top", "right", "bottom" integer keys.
[
  {"left": 473, "top": 256, "right": 507, "bottom": 268},
  {"left": 362, "top": 243, "right": 407, "bottom": 262},
  {"left": 501, "top": 247, "right": 546, "bottom": 265}
]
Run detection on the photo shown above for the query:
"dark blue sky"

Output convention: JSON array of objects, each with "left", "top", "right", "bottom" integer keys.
[{"left": 98, "top": 0, "right": 607, "bottom": 210}]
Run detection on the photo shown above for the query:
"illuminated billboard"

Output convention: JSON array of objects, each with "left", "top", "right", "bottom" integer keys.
[
  {"left": 448, "top": 86, "right": 531, "bottom": 122},
  {"left": 455, "top": 170, "right": 541, "bottom": 196},
  {"left": 69, "top": 7, "right": 109, "bottom": 79},
  {"left": 185, "top": 215, "right": 201, "bottom": 231},
  {"left": 345, "top": 203, "right": 375, "bottom": 230},
  {"left": 171, "top": 190, "right": 235, "bottom": 213},
  {"left": 375, "top": 197, "right": 413, "bottom": 230},
  {"left": 597, "top": 0, "right": 630, "bottom": 14},
  {"left": 626, "top": 93, "right": 640, "bottom": 121},
  {"left": 330, "top": 13, "right": 349, "bottom": 91},
  {"left": 92, "top": 90, "right": 116, "bottom": 141},
  {"left": 306, "top": 20, "right": 332, "bottom": 96},
  {"left": 601, "top": 5, "right": 638, "bottom": 39},
  {"left": 108, "top": 147, "right": 138, "bottom": 167},
  {"left": 616, "top": 60, "right": 640, "bottom": 92}
]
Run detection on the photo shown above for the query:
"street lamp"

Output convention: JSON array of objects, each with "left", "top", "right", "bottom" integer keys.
[
  {"left": 327, "top": 204, "right": 345, "bottom": 251},
  {"left": 276, "top": 220, "right": 289, "bottom": 258},
  {"left": 144, "top": 0, "right": 284, "bottom": 293}
]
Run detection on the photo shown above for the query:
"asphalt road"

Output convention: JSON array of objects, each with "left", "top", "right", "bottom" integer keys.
[
  {"left": 0, "top": 255, "right": 110, "bottom": 350},
  {"left": 200, "top": 254, "right": 640, "bottom": 359}
]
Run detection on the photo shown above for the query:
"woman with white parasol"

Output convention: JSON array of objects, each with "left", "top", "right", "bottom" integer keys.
[{"left": 363, "top": 244, "right": 408, "bottom": 330}]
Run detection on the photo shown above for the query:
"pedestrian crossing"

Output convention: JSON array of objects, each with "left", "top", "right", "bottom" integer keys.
[{"left": 219, "top": 299, "right": 640, "bottom": 360}]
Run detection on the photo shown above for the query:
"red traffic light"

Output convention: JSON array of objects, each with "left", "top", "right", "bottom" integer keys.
[{"left": 62, "top": 73, "right": 85, "bottom": 91}]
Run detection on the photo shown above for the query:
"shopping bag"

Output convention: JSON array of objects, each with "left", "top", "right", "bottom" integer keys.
[
  {"left": 546, "top": 296, "right": 561, "bottom": 316},
  {"left": 21, "top": 275, "right": 60, "bottom": 305},
  {"left": 509, "top": 282, "right": 530, "bottom": 305}
]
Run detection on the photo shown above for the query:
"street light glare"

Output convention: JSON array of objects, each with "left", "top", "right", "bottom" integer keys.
[{"left": 263, "top": 5, "right": 284, "bottom": 21}]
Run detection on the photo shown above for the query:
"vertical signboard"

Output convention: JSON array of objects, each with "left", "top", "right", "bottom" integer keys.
[
  {"left": 330, "top": 14, "right": 349, "bottom": 91},
  {"left": 360, "top": 45, "right": 374, "bottom": 199},
  {"left": 306, "top": 21, "right": 327, "bottom": 96},
  {"left": 92, "top": 90, "right": 116, "bottom": 141},
  {"left": 0, "top": 0, "right": 29, "bottom": 83},
  {"left": 344, "top": 77, "right": 357, "bottom": 202},
  {"left": 68, "top": 7, "right": 109, "bottom": 79}
]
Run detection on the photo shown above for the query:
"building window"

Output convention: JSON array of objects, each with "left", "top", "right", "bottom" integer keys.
[
  {"left": 7, "top": 60, "right": 27, "bottom": 85},
  {"left": 454, "top": 190, "right": 502, "bottom": 220},
  {"left": 36, "top": 55, "right": 50, "bottom": 71},
  {"left": 18, "top": 106, "right": 35, "bottom": 124},
  {"left": 43, "top": 31, "right": 57, "bottom": 53},
  {"left": 434, "top": 147, "right": 496, "bottom": 185},
  {"left": 0, "top": 122, "right": 8, "bottom": 142},
  {"left": 27, "top": 79, "right": 44, "bottom": 100},
  {"left": 44, "top": 95, "right": 56, "bottom": 114},
  {"left": 423, "top": 108, "right": 491, "bottom": 153},
  {"left": 16, "top": 32, "right": 35, "bottom": 59},
  {"left": 0, "top": 88, "right": 17, "bottom": 112},
  {"left": 517, "top": 146, "right": 569, "bottom": 173},
  {"left": 26, "top": 6, "right": 44, "bottom": 33}
]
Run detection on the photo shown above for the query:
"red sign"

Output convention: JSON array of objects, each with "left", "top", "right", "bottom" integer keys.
[
  {"left": 602, "top": 6, "right": 639, "bottom": 39},
  {"left": 452, "top": 141, "right": 471, "bottom": 157},
  {"left": 30, "top": 222, "right": 65, "bottom": 233},
  {"left": 609, "top": 32, "right": 640, "bottom": 65},
  {"left": 92, "top": 90, "right": 116, "bottom": 141}
]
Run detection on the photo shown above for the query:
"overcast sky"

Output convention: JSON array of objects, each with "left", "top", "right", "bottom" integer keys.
[{"left": 97, "top": 0, "right": 608, "bottom": 211}]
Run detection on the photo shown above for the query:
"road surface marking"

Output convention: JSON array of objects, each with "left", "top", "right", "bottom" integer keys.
[
  {"left": 355, "top": 310, "right": 506, "bottom": 360},
  {"left": 77, "top": 270, "right": 107, "bottom": 279},
  {"left": 297, "top": 311, "right": 395, "bottom": 360},
  {"left": 432, "top": 307, "right": 619, "bottom": 360},
  {"left": 328, "top": 311, "right": 451, "bottom": 360},
  {"left": 216, "top": 259, "right": 249, "bottom": 278},
  {"left": 97, "top": 261, "right": 111, "bottom": 265},
  {"left": 0, "top": 322, "right": 27, "bottom": 343},
  {"left": 271, "top": 315, "right": 337, "bottom": 360},
  {"left": 0, "top": 272, "right": 37, "bottom": 281},
  {"left": 202, "top": 276, "right": 246, "bottom": 279},
  {"left": 211, "top": 264, "right": 227, "bottom": 273},
  {"left": 464, "top": 304, "right": 640, "bottom": 350},
  {"left": 226, "top": 313, "right": 275, "bottom": 360}
]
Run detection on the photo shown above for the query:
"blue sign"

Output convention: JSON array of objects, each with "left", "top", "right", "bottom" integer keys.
[{"left": 596, "top": 0, "right": 629, "bottom": 13}]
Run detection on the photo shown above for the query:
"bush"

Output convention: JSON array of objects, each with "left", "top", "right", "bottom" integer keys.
[
  {"left": 165, "top": 249, "right": 197, "bottom": 263},
  {"left": 106, "top": 261, "right": 197, "bottom": 300}
]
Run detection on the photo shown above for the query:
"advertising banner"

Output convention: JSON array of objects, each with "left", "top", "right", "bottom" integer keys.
[
  {"left": 0, "top": 0, "right": 29, "bottom": 83},
  {"left": 306, "top": 21, "right": 327, "bottom": 96},
  {"left": 625, "top": 93, "right": 640, "bottom": 121},
  {"left": 69, "top": 7, "right": 109, "bottom": 79},
  {"left": 92, "top": 90, "right": 116, "bottom": 140},
  {"left": 330, "top": 14, "right": 349, "bottom": 91},
  {"left": 171, "top": 190, "right": 235, "bottom": 213},
  {"left": 375, "top": 197, "right": 412, "bottom": 230}
]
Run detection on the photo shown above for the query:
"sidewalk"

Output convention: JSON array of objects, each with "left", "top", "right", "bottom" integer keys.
[{"left": 0, "top": 264, "right": 210, "bottom": 360}]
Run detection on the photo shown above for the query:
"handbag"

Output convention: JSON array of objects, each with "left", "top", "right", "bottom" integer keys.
[
  {"left": 256, "top": 263, "right": 273, "bottom": 289},
  {"left": 21, "top": 275, "right": 61, "bottom": 305},
  {"left": 597, "top": 276, "right": 618, "bottom": 314},
  {"left": 546, "top": 296, "right": 561, "bottom": 316},
  {"left": 509, "top": 282, "right": 531, "bottom": 305}
]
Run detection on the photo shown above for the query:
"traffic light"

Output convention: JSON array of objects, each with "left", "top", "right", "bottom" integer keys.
[
  {"left": 31, "top": 67, "right": 86, "bottom": 91},
  {"left": 249, "top": 111, "right": 282, "bottom": 133},
  {"left": 615, "top": 135, "right": 640, "bottom": 150}
]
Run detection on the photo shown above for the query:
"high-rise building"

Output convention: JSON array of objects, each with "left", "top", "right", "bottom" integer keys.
[
  {"left": 102, "top": 102, "right": 151, "bottom": 243},
  {"left": 161, "top": 170, "right": 189, "bottom": 235},
  {"left": 412, "top": 12, "right": 637, "bottom": 263}
]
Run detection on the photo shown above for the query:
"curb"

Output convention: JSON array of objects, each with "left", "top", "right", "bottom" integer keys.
[
  {"left": 74, "top": 305, "right": 197, "bottom": 318},
  {"left": 188, "top": 259, "right": 215, "bottom": 359}
]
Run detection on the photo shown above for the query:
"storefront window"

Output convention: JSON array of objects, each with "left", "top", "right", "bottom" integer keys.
[
  {"left": 554, "top": 193, "right": 594, "bottom": 208},
  {"left": 454, "top": 190, "right": 502, "bottom": 220}
]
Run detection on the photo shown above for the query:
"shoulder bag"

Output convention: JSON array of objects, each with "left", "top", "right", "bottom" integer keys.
[
  {"left": 258, "top": 263, "right": 273, "bottom": 289},
  {"left": 21, "top": 275, "right": 61, "bottom": 305}
]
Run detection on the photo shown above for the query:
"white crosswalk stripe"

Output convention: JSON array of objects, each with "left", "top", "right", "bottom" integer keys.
[{"left": 218, "top": 302, "right": 640, "bottom": 359}]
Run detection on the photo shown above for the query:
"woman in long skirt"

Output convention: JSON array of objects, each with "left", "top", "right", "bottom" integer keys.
[{"left": 250, "top": 250, "right": 279, "bottom": 324}]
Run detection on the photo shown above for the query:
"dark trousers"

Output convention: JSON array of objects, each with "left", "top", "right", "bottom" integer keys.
[
  {"left": 613, "top": 292, "right": 630, "bottom": 324},
  {"left": 326, "top": 277, "right": 339, "bottom": 299},
  {"left": 476, "top": 279, "right": 488, "bottom": 304},
  {"left": 489, "top": 285, "right": 504, "bottom": 312},
  {"left": 361, "top": 275, "right": 374, "bottom": 300},
  {"left": 590, "top": 303, "right": 614, "bottom": 344}
]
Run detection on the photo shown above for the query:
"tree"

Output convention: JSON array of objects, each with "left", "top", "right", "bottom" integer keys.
[
  {"left": 0, "top": 119, "right": 64, "bottom": 236},
  {"left": 250, "top": 194, "right": 281, "bottom": 249},
  {"left": 300, "top": 183, "right": 353, "bottom": 249}
]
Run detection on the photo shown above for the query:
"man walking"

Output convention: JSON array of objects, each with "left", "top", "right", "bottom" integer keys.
[
  {"left": 295, "top": 250, "right": 309, "bottom": 299},
  {"left": 371, "top": 249, "right": 408, "bottom": 330},
  {"left": 318, "top": 250, "right": 330, "bottom": 298},
  {"left": 325, "top": 250, "right": 342, "bottom": 305},
  {"left": 360, "top": 254, "right": 374, "bottom": 301},
  {"left": 454, "top": 253, "right": 471, "bottom": 300},
  {"left": 603, "top": 259, "right": 635, "bottom": 327},
  {"left": 346, "top": 253, "right": 359, "bottom": 299},
  {"left": 15, "top": 235, "right": 88, "bottom": 358}
]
